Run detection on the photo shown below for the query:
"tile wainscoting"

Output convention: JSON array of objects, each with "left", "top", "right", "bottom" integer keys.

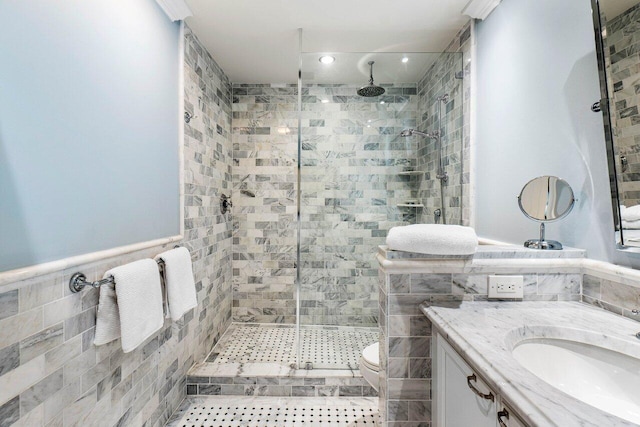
[{"left": 0, "top": 25, "right": 233, "bottom": 427}]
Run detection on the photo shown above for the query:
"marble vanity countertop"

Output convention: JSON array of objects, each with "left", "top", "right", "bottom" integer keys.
[
  {"left": 422, "top": 301, "right": 640, "bottom": 427},
  {"left": 379, "top": 245, "right": 586, "bottom": 260}
]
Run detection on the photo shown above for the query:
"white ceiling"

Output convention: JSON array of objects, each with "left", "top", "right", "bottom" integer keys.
[{"left": 184, "top": 0, "right": 471, "bottom": 84}]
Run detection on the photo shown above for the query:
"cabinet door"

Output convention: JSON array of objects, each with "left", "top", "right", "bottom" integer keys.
[{"left": 435, "top": 333, "right": 497, "bottom": 427}]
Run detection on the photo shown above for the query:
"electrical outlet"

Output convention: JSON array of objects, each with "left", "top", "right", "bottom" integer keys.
[{"left": 488, "top": 275, "right": 524, "bottom": 299}]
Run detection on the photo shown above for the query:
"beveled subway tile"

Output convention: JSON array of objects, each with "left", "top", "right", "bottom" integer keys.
[
  {"left": 0, "top": 343, "right": 19, "bottom": 377},
  {"left": 0, "top": 308, "right": 43, "bottom": 350},
  {"left": 410, "top": 274, "right": 452, "bottom": 294},
  {"left": 20, "top": 323, "right": 64, "bottom": 364},
  {"left": 20, "top": 368, "right": 63, "bottom": 414},
  {"left": 0, "top": 355, "right": 45, "bottom": 408},
  {"left": 0, "top": 396, "right": 19, "bottom": 427},
  {"left": 19, "top": 278, "right": 63, "bottom": 312},
  {"left": 0, "top": 290, "right": 18, "bottom": 321}
]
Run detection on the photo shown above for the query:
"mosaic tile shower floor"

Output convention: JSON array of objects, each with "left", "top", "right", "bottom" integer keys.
[
  {"left": 166, "top": 396, "right": 380, "bottom": 427},
  {"left": 208, "top": 323, "right": 378, "bottom": 369}
]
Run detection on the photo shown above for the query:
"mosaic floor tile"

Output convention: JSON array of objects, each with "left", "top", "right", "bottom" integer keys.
[{"left": 166, "top": 396, "right": 379, "bottom": 427}]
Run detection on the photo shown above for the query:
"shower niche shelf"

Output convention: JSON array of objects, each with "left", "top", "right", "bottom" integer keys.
[
  {"left": 398, "top": 170, "right": 423, "bottom": 176},
  {"left": 397, "top": 202, "right": 424, "bottom": 208}
]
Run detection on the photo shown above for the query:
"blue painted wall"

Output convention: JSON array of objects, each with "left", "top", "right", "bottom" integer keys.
[
  {"left": 0, "top": 0, "right": 180, "bottom": 271},
  {"left": 474, "top": 0, "right": 635, "bottom": 265}
]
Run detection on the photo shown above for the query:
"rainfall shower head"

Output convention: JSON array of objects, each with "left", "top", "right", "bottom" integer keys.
[{"left": 357, "top": 61, "right": 385, "bottom": 97}]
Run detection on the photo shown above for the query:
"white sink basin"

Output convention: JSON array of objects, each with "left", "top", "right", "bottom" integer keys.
[{"left": 512, "top": 331, "right": 640, "bottom": 425}]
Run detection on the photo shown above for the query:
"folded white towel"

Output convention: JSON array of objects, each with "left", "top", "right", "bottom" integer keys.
[
  {"left": 155, "top": 247, "right": 197, "bottom": 321},
  {"left": 622, "top": 204, "right": 640, "bottom": 221},
  {"left": 386, "top": 224, "right": 478, "bottom": 255},
  {"left": 623, "top": 220, "right": 640, "bottom": 230},
  {"left": 94, "top": 259, "right": 164, "bottom": 353}
]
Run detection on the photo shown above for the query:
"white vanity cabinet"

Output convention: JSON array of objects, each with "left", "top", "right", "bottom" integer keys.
[{"left": 434, "top": 333, "right": 528, "bottom": 427}]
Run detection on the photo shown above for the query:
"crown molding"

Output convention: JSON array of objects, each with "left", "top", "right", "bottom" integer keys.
[
  {"left": 155, "top": 0, "right": 192, "bottom": 21},
  {"left": 462, "top": 0, "right": 502, "bottom": 20}
]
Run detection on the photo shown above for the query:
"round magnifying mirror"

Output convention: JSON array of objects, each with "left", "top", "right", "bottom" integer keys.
[{"left": 517, "top": 176, "right": 575, "bottom": 250}]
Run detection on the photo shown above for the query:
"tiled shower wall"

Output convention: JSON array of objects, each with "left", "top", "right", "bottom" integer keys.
[
  {"left": 604, "top": 5, "right": 640, "bottom": 207},
  {"left": 298, "top": 85, "right": 418, "bottom": 327},
  {"left": 416, "top": 22, "right": 472, "bottom": 226},
  {"left": 231, "top": 84, "right": 298, "bottom": 324},
  {"left": 0, "top": 26, "right": 233, "bottom": 427},
  {"left": 231, "top": 84, "right": 419, "bottom": 326}
]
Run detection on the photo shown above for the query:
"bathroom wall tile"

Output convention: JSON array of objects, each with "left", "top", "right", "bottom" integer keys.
[
  {"left": 0, "top": 343, "right": 19, "bottom": 377},
  {"left": 0, "top": 308, "right": 43, "bottom": 349},
  {"left": 388, "top": 357, "right": 409, "bottom": 378},
  {"left": 387, "top": 379, "right": 430, "bottom": 400},
  {"left": 452, "top": 274, "right": 487, "bottom": 295},
  {"left": 388, "top": 316, "right": 410, "bottom": 336},
  {"left": 537, "top": 273, "right": 581, "bottom": 295},
  {"left": 19, "top": 277, "right": 62, "bottom": 312},
  {"left": 388, "top": 400, "right": 409, "bottom": 421},
  {"left": 389, "top": 337, "right": 430, "bottom": 358},
  {"left": 409, "top": 358, "right": 431, "bottom": 379},
  {"left": 410, "top": 274, "right": 452, "bottom": 294},
  {"left": 0, "top": 290, "right": 18, "bottom": 321},
  {"left": 408, "top": 400, "right": 431, "bottom": 422},
  {"left": 601, "top": 279, "right": 640, "bottom": 311},
  {"left": 0, "top": 396, "right": 19, "bottom": 427},
  {"left": 389, "top": 274, "right": 410, "bottom": 294},
  {"left": 64, "top": 308, "right": 96, "bottom": 341},
  {"left": 583, "top": 274, "right": 602, "bottom": 299},
  {"left": 20, "top": 368, "right": 63, "bottom": 414},
  {"left": 43, "top": 294, "right": 83, "bottom": 328},
  {"left": 20, "top": 323, "right": 64, "bottom": 364}
]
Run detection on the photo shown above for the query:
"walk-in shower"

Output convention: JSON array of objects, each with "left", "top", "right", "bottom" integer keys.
[{"left": 296, "top": 52, "right": 464, "bottom": 369}]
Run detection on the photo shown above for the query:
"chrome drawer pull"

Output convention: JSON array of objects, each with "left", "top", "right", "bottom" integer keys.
[
  {"left": 498, "top": 409, "right": 510, "bottom": 427},
  {"left": 466, "top": 373, "right": 495, "bottom": 402}
]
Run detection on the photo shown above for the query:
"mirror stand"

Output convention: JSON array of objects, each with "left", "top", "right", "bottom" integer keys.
[{"left": 524, "top": 223, "right": 563, "bottom": 250}]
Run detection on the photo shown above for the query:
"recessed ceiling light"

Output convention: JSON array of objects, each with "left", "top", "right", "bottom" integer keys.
[
  {"left": 380, "top": 101, "right": 385, "bottom": 104},
  {"left": 319, "top": 55, "right": 335, "bottom": 64},
  {"left": 402, "top": 57, "right": 409, "bottom": 63},
  {"left": 321, "top": 99, "right": 330, "bottom": 103}
]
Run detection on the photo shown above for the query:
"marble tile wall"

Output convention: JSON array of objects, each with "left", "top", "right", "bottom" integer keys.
[
  {"left": 298, "top": 84, "right": 418, "bottom": 327},
  {"left": 379, "top": 270, "right": 582, "bottom": 426},
  {"left": 606, "top": 4, "right": 640, "bottom": 206},
  {"left": 0, "top": 25, "right": 233, "bottom": 427},
  {"left": 582, "top": 273, "right": 640, "bottom": 319},
  {"left": 231, "top": 83, "right": 419, "bottom": 326},
  {"left": 186, "top": 373, "right": 374, "bottom": 398},
  {"left": 416, "top": 23, "right": 472, "bottom": 226},
  {"left": 231, "top": 84, "right": 298, "bottom": 324}
]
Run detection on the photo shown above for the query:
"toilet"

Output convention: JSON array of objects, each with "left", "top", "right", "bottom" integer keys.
[{"left": 359, "top": 342, "right": 380, "bottom": 391}]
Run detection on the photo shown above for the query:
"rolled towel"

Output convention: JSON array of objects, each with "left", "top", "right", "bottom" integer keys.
[
  {"left": 94, "top": 259, "right": 164, "bottom": 353},
  {"left": 623, "top": 220, "right": 640, "bottom": 230},
  {"left": 386, "top": 224, "right": 478, "bottom": 255},
  {"left": 155, "top": 247, "right": 197, "bottom": 321},
  {"left": 622, "top": 204, "right": 640, "bottom": 221}
]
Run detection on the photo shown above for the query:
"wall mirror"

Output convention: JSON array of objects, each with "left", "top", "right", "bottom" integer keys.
[
  {"left": 591, "top": 0, "right": 640, "bottom": 249},
  {"left": 517, "top": 176, "right": 576, "bottom": 250}
]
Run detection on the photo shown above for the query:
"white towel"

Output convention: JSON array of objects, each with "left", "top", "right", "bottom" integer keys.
[
  {"left": 623, "top": 220, "right": 640, "bottom": 230},
  {"left": 622, "top": 204, "right": 640, "bottom": 221},
  {"left": 155, "top": 247, "right": 197, "bottom": 321},
  {"left": 93, "top": 283, "right": 121, "bottom": 346},
  {"left": 94, "top": 259, "right": 164, "bottom": 353},
  {"left": 386, "top": 224, "right": 478, "bottom": 255}
]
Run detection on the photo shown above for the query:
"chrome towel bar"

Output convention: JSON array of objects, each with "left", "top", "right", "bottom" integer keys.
[{"left": 68, "top": 246, "right": 178, "bottom": 293}]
